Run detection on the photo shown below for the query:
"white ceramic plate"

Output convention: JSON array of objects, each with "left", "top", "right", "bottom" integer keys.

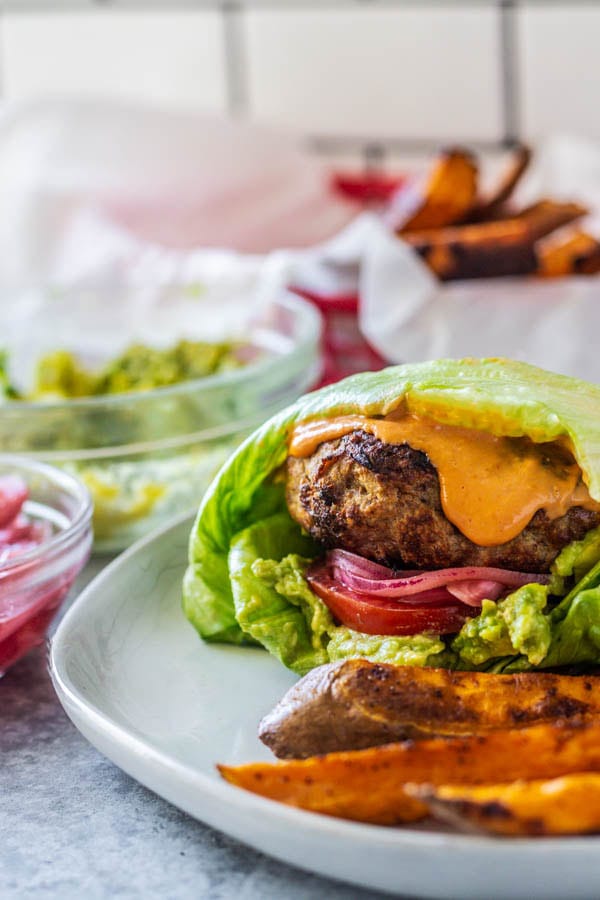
[{"left": 51, "top": 514, "right": 600, "bottom": 899}]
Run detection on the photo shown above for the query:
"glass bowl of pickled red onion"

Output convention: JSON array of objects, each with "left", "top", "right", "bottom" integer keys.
[{"left": 0, "top": 456, "right": 92, "bottom": 675}]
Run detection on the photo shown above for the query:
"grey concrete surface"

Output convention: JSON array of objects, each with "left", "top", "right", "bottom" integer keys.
[{"left": 2, "top": 562, "right": 405, "bottom": 900}]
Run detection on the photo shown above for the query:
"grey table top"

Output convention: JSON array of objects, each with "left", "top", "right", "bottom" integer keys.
[{"left": 2, "top": 559, "right": 402, "bottom": 900}]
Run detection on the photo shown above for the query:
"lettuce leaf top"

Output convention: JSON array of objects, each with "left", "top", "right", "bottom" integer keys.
[{"left": 183, "top": 358, "right": 600, "bottom": 673}]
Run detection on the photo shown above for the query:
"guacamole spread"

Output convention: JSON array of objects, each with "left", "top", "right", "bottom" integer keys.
[{"left": 1, "top": 340, "right": 247, "bottom": 401}]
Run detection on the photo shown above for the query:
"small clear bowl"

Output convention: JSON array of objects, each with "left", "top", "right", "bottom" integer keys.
[
  {"left": 0, "top": 455, "right": 92, "bottom": 675},
  {"left": 0, "top": 292, "right": 322, "bottom": 551}
]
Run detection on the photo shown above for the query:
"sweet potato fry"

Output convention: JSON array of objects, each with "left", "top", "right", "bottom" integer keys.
[
  {"left": 405, "top": 218, "right": 537, "bottom": 280},
  {"left": 259, "top": 660, "right": 600, "bottom": 759},
  {"left": 537, "top": 229, "right": 600, "bottom": 277},
  {"left": 219, "top": 748, "right": 427, "bottom": 825},
  {"left": 468, "top": 144, "right": 531, "bottom": 222},
  {"left": 397, "top": 148, "right": 478, "bottom": 232},
  {"left": 221, "top": 719, "right": 600, "bottom": 826},
  {"left": 518, "top": 199, "right": 588, "bottom": 241},
  {"left": 403, "top": 199, "right": 587, "bottom": 281},
  {"left": 410, "top": 773, "right": 600, "bottom": 836}
]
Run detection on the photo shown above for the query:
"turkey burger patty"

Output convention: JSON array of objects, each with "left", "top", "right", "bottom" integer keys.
[{"left": 286, "top": 429, "right": 600, "bottom": 574}]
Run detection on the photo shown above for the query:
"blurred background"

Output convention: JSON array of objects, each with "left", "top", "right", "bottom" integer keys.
[{"left": 1, "top": 1, "right": 598, "bottom": 161}]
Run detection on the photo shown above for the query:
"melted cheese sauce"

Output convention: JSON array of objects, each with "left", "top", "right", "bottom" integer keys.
[{"left": 289, "top": 414, "right": 600, "bottom": 547}]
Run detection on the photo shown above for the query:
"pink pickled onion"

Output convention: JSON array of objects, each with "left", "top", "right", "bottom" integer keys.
[
  {"left": 325, "top": 548, "right": 550, "bottom": 609},
  {"left": 0, "top": 476, "right": 28, "bottom": 529},
  {"left": 328, "top": 549, "right": 421, "bottom": 580},
  {"left": 446, "top": 580, "right": 505, "bottom": 606}
]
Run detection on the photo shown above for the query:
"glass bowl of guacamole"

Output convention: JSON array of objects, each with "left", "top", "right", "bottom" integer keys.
[{"left": 0, "top": 293, "right": 322, "bottom": 551}]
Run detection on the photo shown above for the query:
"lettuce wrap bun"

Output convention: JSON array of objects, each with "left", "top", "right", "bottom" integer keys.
[{"left": 183, "top": 358, "right": 600, "bottom": 675}]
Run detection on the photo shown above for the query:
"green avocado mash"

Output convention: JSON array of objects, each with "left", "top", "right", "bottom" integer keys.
[
  {"left": 183, "top": 358, "right": 600, "bottom": 674},
  {"left": 0, "top": 339, "right": 257, "bottom": 550},
  {"left": 3, "top": 340, "right": 246, "bottom": 401},
  {"left": 224, "top": 519, "right": 600, "bottom": 675},
  {"left": 451, "top": 585, "right": 551, "bottom": 668}
]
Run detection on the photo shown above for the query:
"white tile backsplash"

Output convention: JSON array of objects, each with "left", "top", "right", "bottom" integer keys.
[
  {"left": 2, "top": 3, "right": 598, "bottom": 153},
  {"left": 520, "top": 5, "right": 600, "bottom": 143},
  {"left": 1, "top": 11, "right": 226, "bottom": 112},
  {"left": 245, "top": 8, "right": 503, "bottom": 142}
]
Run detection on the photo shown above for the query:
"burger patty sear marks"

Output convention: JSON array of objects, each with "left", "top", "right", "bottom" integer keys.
[{"left": 286, "top": 430, "right": 600, "bottom": 573}]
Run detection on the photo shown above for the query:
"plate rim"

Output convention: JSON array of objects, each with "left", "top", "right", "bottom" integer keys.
[{"left": 49, "top": 511, "right": 600, "bottom": 865}]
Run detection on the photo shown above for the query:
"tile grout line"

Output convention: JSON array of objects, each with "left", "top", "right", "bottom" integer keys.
[
  {"left": 499, "top": 0, "right": 521, "bottom": 145},
  {"left": 221, "top": 1, "right": 249, "bottom": 116}
]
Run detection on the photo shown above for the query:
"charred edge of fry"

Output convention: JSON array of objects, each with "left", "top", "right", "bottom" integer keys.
[
  {"left": 405, "top": 786, "right": 524, "bottom": 836},
  {"left": 407, "top": 773, "right": 600, "bottom": 836},
  {"left": 415, "top": 237, "right": 536, "bottom": 280},
  {"left": 404, "top": 218, "right": 537, "bottom": 280},
  {"left": 403, "top": 203, "right": 586, "bottom": 280},
  {"left": 344, "top": 662, "right": 599, "bottom": 737}
]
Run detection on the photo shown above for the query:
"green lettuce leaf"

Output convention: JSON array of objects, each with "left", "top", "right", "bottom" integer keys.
[
  {"left": 549, "top": 525, "right": 600, "bottom": 594},
  {"left": 228, "top": 514, "right": 327, "bottom": 674},
  {"left": 227, "top": 520, "right": 447, "bottom": 674},
  {"left": 183, "top": 358, "right": 600, "bottom": 669},
  {"left": 543, "top": 587, "right": 600, "bottom": 668},
  {"left": 183, "top": 477, "right": 285, "bottom": 643}
]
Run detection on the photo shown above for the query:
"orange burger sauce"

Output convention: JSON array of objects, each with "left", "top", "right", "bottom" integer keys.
[{"left": 289, "top": 415, "right": 600, "bottom": 547}]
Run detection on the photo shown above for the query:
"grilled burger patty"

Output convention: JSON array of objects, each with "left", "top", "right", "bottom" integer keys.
[{"left": 286, "top": 430, "right": 600, "bottom": 573}]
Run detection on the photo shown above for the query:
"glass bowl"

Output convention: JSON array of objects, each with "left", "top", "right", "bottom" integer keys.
[
  {"left": 0, "top": 455, "right": 92, "bottom": 675},
  {"left": 0, "top": 294, "right": 322, "bottom": 551}
]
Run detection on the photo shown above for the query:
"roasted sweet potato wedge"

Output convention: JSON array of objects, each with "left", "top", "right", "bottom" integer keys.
[
  {"left": 404, "top": 199, "right": 587, "bottom": 281},
  {"left": 519, "top": 199, "right": 588, "bottom": 241},
  {"left": 405, "top": 218, "right": 537, "bottom": 280},
  {"left": 468, "top": 144, "right": 531, "bottom": 222},
  {"left": 410, "top": 772, "right": 600, "bottom": 836},
  {"left": 259, "top": 660, "right": 600, "bottom": 759},
  {"left": 220, "top": 720, "right": 600, "bottom": 826},
  {"left": 537, "top": 229, "right": 600, "bottom": 277},
  {"left": 397, "top": 148, "right": 478, "bottom": 232},
  {"left": 220, "top": 748, "right": 427, "bottom": 825}
]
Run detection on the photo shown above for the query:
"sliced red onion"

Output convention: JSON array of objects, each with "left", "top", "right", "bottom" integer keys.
[
  {"left": 328, "top": 549, "right": 422, "bottom": 579},
  {"left": 328, "top": 549, "right": 549, "bottom": 599},
  {"left": 349, "top": 586, "right": 466, "bottom": 605},
  {"left": 328, "top": 549, "right": 420, "bottom": 580},
  {"left": 446, "top": 580, "right": 505, "bottom": 606}
]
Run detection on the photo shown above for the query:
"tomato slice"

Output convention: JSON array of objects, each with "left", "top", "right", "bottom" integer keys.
[{"left": 307, "top": 562, "right": 475, "bottom": 636}]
